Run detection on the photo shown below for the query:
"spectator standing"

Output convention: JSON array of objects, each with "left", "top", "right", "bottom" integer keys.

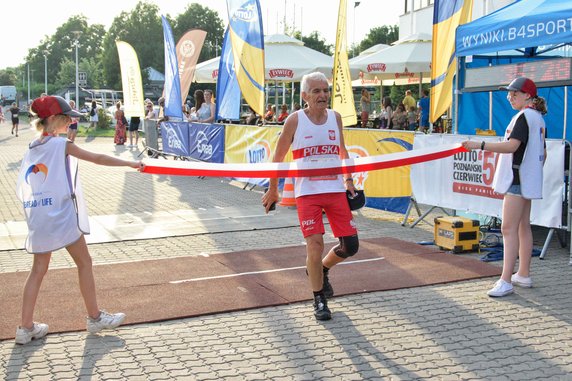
[
  {"left": 67, "top": 100, "right": 79, "bottom": 142},
  {"left": 380, "top": 97, "right": 393, "bottom": 129},
  {"left": 418, "top": 90, "right": 430, "bottom": 133},
  {"left": 87, "top": 100, "right": 98, "bottom": 131},
  {"left": 407, "top": 106, "right": 417, "bottom": 131},
  {"left": 360, "top": 89, "right": 371, "bottom": 128},
  {"left": 402, "top": 90, "right": 416, "bottom": 111},
  {"left": 462, "top": 77, "right": 547, "bottom": 297},
  {"left": 145, "top": 102, "right": 156, "bottom": 119},
  {"left": 113, "top": 101, "right": 126, "bottom": 145},
  {"left": 392, "top": 104, "right": 408, "bottom": 130},
  {"left": 128, "top": 117, "right": 141, "bottom": 148}
]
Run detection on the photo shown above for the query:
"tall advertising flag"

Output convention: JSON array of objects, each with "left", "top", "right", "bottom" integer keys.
[
  {"left": 331, "top": 0, "right": 357, "bottom": 127},
  {"left": 430, "top": 0, "right": 473, "bottom": 123},
  {"left": 176, "top": 29, "right": 207, "bottom": 103},
  {"left": 226, "top": 0, "right": 265, "bottom": 116},
  {"left": 116, "top": 41, "right": 145, "bottom": 118},
  {"left": 161, "top": 15, "right": 183, "bottom": 119},
  {"left": 216, "top": 27, "right": 241, "bottom": 120}
]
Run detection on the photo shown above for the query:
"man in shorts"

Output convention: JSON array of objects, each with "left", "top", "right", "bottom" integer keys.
[{"left": 262, "top": 72, "right": 359, "bottom": 321}]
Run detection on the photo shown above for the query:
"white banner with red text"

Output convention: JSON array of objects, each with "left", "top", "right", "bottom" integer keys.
[{"left": 411, "top": 134, "right": 565, "bottom": 228}]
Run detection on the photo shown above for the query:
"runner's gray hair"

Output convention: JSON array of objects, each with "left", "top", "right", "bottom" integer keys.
[{"left": 301, "top": 72, "right": 328, "bottom": 93}]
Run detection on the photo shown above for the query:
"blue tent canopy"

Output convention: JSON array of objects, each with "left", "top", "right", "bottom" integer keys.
[
  {"left": 453, "top": 0, "right": 572, "bottom": 140},
  {"left": 456, "top": 0, "right": 572, "bottom": 57}
]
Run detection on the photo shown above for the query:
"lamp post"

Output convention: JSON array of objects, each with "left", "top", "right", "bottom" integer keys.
[
  {"left": 44, "top": 54, "right": 48, "bottom": 94},
  {"left": 27, "top": 64, "right": 30, "bottom": 106},
  {"left": 72, "top": 31, "right": 82, "bottom": 108}
]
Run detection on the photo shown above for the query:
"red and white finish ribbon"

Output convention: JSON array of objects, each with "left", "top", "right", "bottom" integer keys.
[{"left": 141, "top": 143, "right": 467, "bottom": 178}]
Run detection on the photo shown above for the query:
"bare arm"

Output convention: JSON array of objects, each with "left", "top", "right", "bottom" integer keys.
[
  {"left": 262, "top": 113, "right": 298, "bottom": 213},
  {"left": 462, "top": 138, "right": 522, "bottom": 153},
  {"left": 335, "top": 112, "right": 356, "bottom": 195},
  {"left": 66, "top": 142, "right": 143, "bottom": 169}
]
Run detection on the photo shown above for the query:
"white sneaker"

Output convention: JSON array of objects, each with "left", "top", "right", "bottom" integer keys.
[
  {"left": 87, "top": 311, "right": 126, "bottom": 334},
  {"left": 487, "top": 279, "right": 514, "bottom": 297},
  {"left": 15, "top": 322, "right": 49, "bottom": 345},
  {"left": 511, "top": 273, "right": 533, "bottom": 288}
]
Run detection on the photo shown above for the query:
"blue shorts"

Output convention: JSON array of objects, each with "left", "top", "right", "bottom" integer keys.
[{"left": 506, "top": 184, "right": 521, "bottom": 195}]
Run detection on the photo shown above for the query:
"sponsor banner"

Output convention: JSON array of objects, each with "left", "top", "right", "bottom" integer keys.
[
  {"left": 224, "top": 124, "right": 284, "bottom": 186},
  {"left": 411, "top": 134, "right": 564, "bottom": 228},
  {"left": 161, "top": 122, "right": 190, "bottom": 157},
  {"left": 344, "top": 129, "right": 415, "bottom": 213},
  {"left": 188, "top": 123, "right": 225, "bottom": 163},
  {"left": 116, "top": 41, "right": 145, "bottom": 118}
]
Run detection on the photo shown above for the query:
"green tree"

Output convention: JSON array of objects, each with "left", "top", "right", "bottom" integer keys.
[
  {"left": 173, "top": 3, "right": 225, "bottom": 62},
  {"left": 25, "top": 15, "right": 105, "bottom": 91},
  {"left": 352, "top": 25, "right": 399, "bottom": 57},
  {"left": 292, "top": 31, "right": 332, "bottom": 55},
  {"left": 101, "top": 1, "right": 163, "bottom": 89}
]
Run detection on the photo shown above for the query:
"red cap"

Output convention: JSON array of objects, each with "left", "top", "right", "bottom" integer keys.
[
  {"left": 30, "top": 96, "right": 83, "bottom": 119},
  {"left": 499, "top": 77, "right": 537, "bottom": 98}
]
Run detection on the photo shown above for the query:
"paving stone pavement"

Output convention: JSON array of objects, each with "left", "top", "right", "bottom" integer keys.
[{"left": 1, "top": 123, "right": 572, "bottom": 380}]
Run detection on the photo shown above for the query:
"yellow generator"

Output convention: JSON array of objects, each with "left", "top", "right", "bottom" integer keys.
[{"left": 434, "top": 216, "right": 480, "bottom": 253}]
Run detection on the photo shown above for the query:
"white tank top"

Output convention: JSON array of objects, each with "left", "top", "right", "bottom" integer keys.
[
  {"left": 291, "top": 109, "right": 345, "bottom": 197},
  {"left": 16, "top": 137, "right": 89, "bottom": 253}
]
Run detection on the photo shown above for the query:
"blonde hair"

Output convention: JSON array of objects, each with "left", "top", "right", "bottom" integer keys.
[{"left": 531, "top": 96, "right": 547, "bottom": 115}]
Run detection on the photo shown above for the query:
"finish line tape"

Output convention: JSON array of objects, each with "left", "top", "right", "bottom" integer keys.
[{"left": 141, "top": 143, "right": 466, "bottom": 178}]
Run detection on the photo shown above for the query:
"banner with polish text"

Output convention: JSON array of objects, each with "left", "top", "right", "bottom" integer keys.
[
  {"left": 116, "top": 41, "right": 145, "bottom": 118},
  {"left": 411, "top": 134, "right": 564, "bottom": 228}
]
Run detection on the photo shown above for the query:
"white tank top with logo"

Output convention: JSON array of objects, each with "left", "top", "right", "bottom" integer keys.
[
  {"left": 291, "top": 109, "right": 345, "bottom": 197},
  {"left": 16, "top": 137, "right": 89, "bottom": 253}
]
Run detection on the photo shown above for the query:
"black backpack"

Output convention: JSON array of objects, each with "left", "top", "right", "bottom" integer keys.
[{"left": 90, "top": 107, "right": 95, "bottom": 116}]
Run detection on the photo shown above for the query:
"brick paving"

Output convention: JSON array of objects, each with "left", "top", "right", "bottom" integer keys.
[{"left": 0, "top": 123, "right": 571, "bottom": 380}]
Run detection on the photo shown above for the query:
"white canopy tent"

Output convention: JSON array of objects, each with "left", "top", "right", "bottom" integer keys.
[
  {"left": 349, "top": 33, "right": 432, "bottom": 96},
  {"left": 194, "top": 33, "right": 337, "bottom": 109},
  {"left": 194, "top": 34, "right": 335, "bottom": 83}
]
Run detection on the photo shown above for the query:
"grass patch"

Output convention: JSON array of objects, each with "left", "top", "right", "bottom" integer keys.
[{"left": 76, "top": 123, "right": 115, "bottom": 138}]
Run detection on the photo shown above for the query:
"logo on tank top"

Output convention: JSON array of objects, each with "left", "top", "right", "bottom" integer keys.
[
  {"left": 24, "top": 163, "right": 48, "bottom": 185},
  {"left": 328, "top": 130, "right": 336, "bottom": 140}
]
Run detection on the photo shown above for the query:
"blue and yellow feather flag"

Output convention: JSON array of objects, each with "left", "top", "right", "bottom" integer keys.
[
  {"left": 226, "top": 0, "right": 265, "bottom": 116},
  {"left": 331, "top": 0, "right": 357, "bottom": 127},
  {"left": 430, "top": 0, "right": 473, "bottom": 123}
]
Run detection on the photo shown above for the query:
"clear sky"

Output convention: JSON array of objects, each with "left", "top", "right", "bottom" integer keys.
[{"left": 1, "top": 0, "right": 401, "bottom": 70}]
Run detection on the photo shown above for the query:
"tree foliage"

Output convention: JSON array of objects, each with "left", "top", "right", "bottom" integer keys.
[
  {"left": 101, "top": 1, "right": 163, "bottom": 89},
  {"left": 173, "top": 3, "right": 225, "bottom": 62},
  {"left": 354, "top": 25, "right": 399, "bottom": 56},
  {"left": 292, "top": 31, "right": 332, "bottom": 56}
]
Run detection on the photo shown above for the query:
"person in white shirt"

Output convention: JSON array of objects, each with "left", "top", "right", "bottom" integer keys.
[
  {"left": 14, "top": 95, "right": 144, "bottom": 345},
  {"left": 462, "top": 77, "right": 547, "bottom": 298}
]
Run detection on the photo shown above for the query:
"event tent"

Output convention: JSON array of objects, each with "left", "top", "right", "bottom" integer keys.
[
  {"left": 194, "top": 34, "right": 334, "bottom": 83},
  {"left": 349, "top": 34, "right": 432, "bottom": 93},
  {"left": 454, "top": 0, "right": 572, "bottom": 140}
]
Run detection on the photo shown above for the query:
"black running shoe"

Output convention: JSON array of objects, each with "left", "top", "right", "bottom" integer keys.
[
  {"left": 322, "top": 272, "right": 334, "bottom": 298},
  {"left": 313, "top": 294, "right": 331, "bottom": 321}
]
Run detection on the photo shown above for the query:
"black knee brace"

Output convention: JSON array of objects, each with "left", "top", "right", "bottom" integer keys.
[{"left": 333, "top": 235, "right": 359, "bottom": 259}]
